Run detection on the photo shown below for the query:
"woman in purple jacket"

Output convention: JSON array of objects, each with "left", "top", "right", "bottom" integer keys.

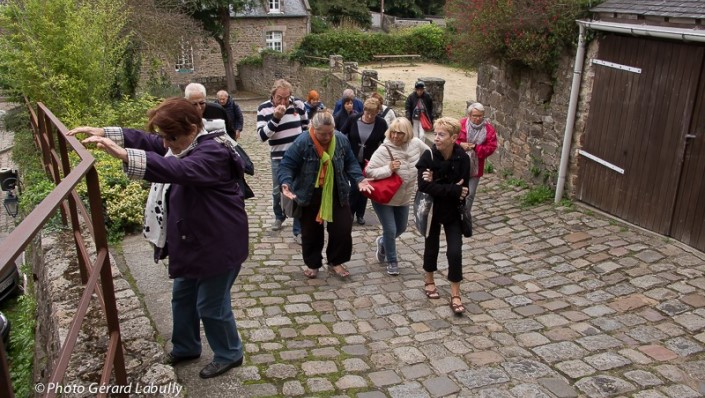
[{"left": 68, "top": 98, "right": 248, "bottom": 379}]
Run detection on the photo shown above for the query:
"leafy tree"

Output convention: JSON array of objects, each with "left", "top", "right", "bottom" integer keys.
[
  {"left": 309, "top": 0, "right": 372, "bottom": 28},
  {"left": 0, "top": 0, "right": 129, "bottom": 123},
  {"left": 182, "top": 0, "right": 253, "bottom": 93},
  {"left": 445, "top": 0, "right": 594, "bottom": 72},
  {"left": 368, "top": 0, "right": 445, "bottom": 18}
]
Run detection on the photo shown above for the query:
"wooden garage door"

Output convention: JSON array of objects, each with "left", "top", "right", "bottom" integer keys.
[{"left": 577, "top": 34, "right": 705, "bottom": 251}]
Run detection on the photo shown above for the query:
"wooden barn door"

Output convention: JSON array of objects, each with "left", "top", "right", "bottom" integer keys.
[
  {"left": 671, "top": 62, "right": 705, "bottom": 251},
  {"left": 577, "top": 34, "right": 705, "bottom": 250}
]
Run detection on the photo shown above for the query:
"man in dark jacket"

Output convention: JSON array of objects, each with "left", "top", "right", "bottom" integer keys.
[
  {"left": 216, "top": 90, "right": 244, "bottom": 140},
  {"left": 405, "top": 81, "right": 434, "bottom": 140}
]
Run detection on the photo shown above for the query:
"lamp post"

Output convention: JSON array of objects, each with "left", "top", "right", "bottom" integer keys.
[{"left": 0, "top": 168, "right": 19, "bottom": 218}]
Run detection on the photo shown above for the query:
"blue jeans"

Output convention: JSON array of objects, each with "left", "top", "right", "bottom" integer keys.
[
  {"left": 467, "top": 176, "right": 480, "bottom": 212},
  {"left": 371, "top": 202, "right": 409, "bottom": 263},
  {"left": 271, "top": 158, "right": 301, "bottom": 235},
  {"left": 171, "top": 269, "right": 243, "bottom": 363}
]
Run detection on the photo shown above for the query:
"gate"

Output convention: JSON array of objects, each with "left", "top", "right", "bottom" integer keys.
[{"left": 576, "top": 34, "right": 705, "bottom": 251}]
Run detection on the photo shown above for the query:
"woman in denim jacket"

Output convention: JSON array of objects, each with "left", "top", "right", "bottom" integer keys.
[{"left": 278, "top": 110, "right": 373, "bottom": 279}]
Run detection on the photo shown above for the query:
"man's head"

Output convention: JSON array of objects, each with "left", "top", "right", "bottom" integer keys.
[
  {"left": 414, "top": 81, "right": 425, "bottom": 97},
  {"left": 216, "top": 90, "right": 230, "bottom": 106},
  {"left": 184, "top": 83, "right": 207, "bottom": 116},
  {"left": 270, "top": 79, "right": 293, "bottom": 107},
  {"left": 342, "top": 88, "right": 355, "bottom": 100}
]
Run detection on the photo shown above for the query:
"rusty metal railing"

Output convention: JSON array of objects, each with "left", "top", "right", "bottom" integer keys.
[{"left": 0, "top": 100, "right": 126, "bottom": 398}]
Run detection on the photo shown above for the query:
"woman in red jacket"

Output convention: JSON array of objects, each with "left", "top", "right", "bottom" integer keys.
[{"left": 456, "top": 102, "right": 498, "bottom": 212}]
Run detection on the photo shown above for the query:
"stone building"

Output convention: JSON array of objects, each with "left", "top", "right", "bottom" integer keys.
[{"left": 160, "top": 0, "right": 311, "bottom": 92}]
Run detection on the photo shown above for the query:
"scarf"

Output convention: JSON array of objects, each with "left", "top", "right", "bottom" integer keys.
[
  {"left": 310, "top": 127, "right": 336, "bottom": 224},
  {"left": 466, "top": 118, "right": 487, "bottom": 145},
  {"left": 144, "top": 128, "right": 228, "bottom": 262}
]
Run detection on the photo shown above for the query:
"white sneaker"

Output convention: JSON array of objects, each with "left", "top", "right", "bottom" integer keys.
[
  {"left": 293, "top": 234, "right": 302, "bottom": 245},
  {"left": 375, "top": 236, "right": 385, "bottom": 263},
  {"left": 271, "top": 219, "right": 284, "bottom": 231}
]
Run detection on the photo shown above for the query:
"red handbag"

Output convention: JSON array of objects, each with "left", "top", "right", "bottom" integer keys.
[
  {"left": 420, "top": 112, "right": 433, "bottom": 131},
  {"left": 362, "top": 145, "right": 403, "bottom": 204}
]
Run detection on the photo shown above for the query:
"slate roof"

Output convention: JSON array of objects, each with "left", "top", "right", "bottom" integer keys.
[
  {"left": 591, "top": 0, "right": 705, "bottom": 19},
  {"left": 234, "top": 0, "right": 309, "bottom": 18}
]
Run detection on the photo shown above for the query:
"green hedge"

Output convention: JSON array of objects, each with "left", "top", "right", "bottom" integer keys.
[{"left": 292, "top": 24, "right": 449, "bottom": 64}]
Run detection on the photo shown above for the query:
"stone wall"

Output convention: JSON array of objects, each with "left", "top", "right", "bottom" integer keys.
[
  {"left": 152, "top": 17, "right": 309, "bottom": 92},
  {"left": 238, "top": 54, "right": 446, "bottom": 123},
  {"left": 476, "top": 50, "right": 592, "bottom": 194},
  {"left": 31, "top": 229, "right": 180, "bottom": 397}
]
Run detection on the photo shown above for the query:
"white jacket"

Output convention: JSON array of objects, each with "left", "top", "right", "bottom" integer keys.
[{"left": 365, "top": 137, "right": 430, "bottom": 206}]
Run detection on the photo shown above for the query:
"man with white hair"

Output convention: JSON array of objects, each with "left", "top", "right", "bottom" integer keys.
[
  {"left": 184, "top": 83, "right": 235, "bottom": 138},
  {"left": 332, "top": 88, "right": 364, "bottom": 117}
]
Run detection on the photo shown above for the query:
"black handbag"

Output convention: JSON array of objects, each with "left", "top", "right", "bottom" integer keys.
[
  {"left": 459, "top": 199, "right": 472, "bottom": 238},
  {"left": 234, "top": 143, "right": 255, "bottom": 176}
]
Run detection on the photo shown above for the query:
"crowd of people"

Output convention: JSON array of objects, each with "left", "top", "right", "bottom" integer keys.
[{"left": 67, "top": 78, "right": 497, "bottom": 379}]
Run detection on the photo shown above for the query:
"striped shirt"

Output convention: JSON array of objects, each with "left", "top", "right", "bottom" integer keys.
[{"left": 257, "top": 98, "right": 309, "bottom": 160}]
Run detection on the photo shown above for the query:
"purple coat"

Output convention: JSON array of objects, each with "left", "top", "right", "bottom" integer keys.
[{"left": 123, "top": 129, "right": 249, "bottom": 279}]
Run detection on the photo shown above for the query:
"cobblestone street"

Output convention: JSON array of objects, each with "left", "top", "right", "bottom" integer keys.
[{"left": 121, "top": 100, "right": 705, "bottom": 397}]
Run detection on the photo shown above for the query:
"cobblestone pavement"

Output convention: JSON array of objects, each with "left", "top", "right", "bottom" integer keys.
[{"left": 123, "top": 99, "right": 705, "bottom": 398}]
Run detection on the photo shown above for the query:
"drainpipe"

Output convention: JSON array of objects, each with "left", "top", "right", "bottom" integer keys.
[{"left": 555, "top": 23, "right": 587, "bottom": 203}]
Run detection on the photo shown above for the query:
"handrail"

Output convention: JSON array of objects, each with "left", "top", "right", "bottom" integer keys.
[{"left": 0, "top": 100, "right": 127, "bottom": 398}]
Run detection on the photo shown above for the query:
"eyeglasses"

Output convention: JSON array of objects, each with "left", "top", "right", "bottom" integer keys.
[
  {"left": 191, "top": 101, "right": 206, "bottom": 107},
  {"left": 390, "top": 131, "right": 405, "bottom": 136},
  {"left": 469, "top": 113, "right": 484, "bottom": 120}
]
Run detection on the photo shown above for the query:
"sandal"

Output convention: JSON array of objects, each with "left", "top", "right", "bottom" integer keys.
[
  {"left": 328, "top": 264, "right": 350, "bottom": 279},
  {"left": 424, "top": 282, "right": 440, "bottom": 299},
  {"left": 303, "top": 268, "right": 319, "bottom": 279},
  {"left": 450, "top": 295, "right": 465, "bottom": 315}
]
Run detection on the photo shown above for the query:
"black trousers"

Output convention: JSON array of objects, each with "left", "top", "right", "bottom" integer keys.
[
  {"left": 348, "top": 177, "right": 368, "bottom": 218},
  {"left": 423, "top": 214, "right": 464, "bottom": 283},
  {"left": 300, "top": 188, "right": 353, "bottom": 269}
]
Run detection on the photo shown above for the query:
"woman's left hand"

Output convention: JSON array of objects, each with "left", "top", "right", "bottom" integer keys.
[
  {"left": 358, "top": 179, "right": 374, "bottom": 194},
  {"left": 82, "top": 136, "right": 128, "bottom": 162}
]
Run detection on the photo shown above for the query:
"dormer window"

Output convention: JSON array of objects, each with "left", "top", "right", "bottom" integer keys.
[{"left": 268, "top": 0, "right": 281, "bottom": 13}]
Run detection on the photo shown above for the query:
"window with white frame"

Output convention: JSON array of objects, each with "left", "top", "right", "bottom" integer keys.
[
  {"left": 268, "top": 0, "right": 281, "bottom": 13},
  {"left": 175, "top": 41, "right": 194, "bottom": 72},
  {"left": 266, "top": 31, "right": 283, "bottom": 52}
]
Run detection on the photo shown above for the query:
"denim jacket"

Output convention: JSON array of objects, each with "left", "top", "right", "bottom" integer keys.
[{"left": 278, "top": 131, "right": 364, "bottom": 207}]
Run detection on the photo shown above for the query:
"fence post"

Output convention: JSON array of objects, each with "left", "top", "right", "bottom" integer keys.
[
  {"left": 330, "top": 55, "right": 343, "bottom": 73},
  {"left": 344, "top": 62, "right": 358, "bottom": 81},
  {"left": 385, "top": 80, "right": 405, "bottom": 107},
  {"left": 361, "top": 70, "right": 378, "bottom": 98}
]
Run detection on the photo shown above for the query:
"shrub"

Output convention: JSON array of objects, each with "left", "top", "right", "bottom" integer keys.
[
  {"left": 445, "top": 0, "right": 597, "bottom": 72},
  {"left": 293, "top": 25, "right": 449, "bottom": 64},
  {"left": 1, "top": 265, "right": 36, "bottom": 398},
  {"left": 0, "top": 0, "right": 129, "bottom": 122}
]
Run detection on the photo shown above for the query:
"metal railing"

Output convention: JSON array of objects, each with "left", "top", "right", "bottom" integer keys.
[{"left": 0, "top": 100, "right": 126, "bottom": 398}]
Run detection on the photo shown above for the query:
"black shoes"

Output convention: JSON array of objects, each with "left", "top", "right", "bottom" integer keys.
[
  {"left": 199, "top": 356, "right": 244, "bottom": 379},
  {"left": 165, "top": 352, "right": 200, "bottom": 366},
  {"left": 356, "top": 216, "right": 366, "bottom": 225}
]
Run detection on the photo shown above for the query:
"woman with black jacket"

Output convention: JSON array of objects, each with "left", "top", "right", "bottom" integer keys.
[
  {"left": 341, "top": 97, "right": 389, "bottom": 225},
  {"left": 416, "top": 117, "right": 470, "bottom": 315}
]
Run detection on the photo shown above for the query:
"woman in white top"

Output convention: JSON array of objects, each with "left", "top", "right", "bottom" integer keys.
[
  {"left": 371, "top": 92, "right": 397, "bottom": 128},
  {"left": 365, "top": 117, "right": 430, "bottom": 275}
]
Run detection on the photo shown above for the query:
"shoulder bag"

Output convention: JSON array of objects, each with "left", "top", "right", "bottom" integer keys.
[
  {"left": 362, "top": 145, "right": 403, "bottom": 204},
  {"left": 459, "top": 199, "right": 472, "bottom": 237},
  {"left": 414, "top": 150, "right": 434, "bottom": 237}
]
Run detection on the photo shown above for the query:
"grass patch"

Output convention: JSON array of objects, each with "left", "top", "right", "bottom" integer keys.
[
  {"left": 520, "top": 185, "right": 554, "bottom": 207},
  {"left": 1, "top": 264, "right": 36, "bottom": 398},
  {"left": 484, "top": 161, "right": 494, "bottom": 174},
  {"left": 505, "top": 178, "right": 528, "bottom": 189}
]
